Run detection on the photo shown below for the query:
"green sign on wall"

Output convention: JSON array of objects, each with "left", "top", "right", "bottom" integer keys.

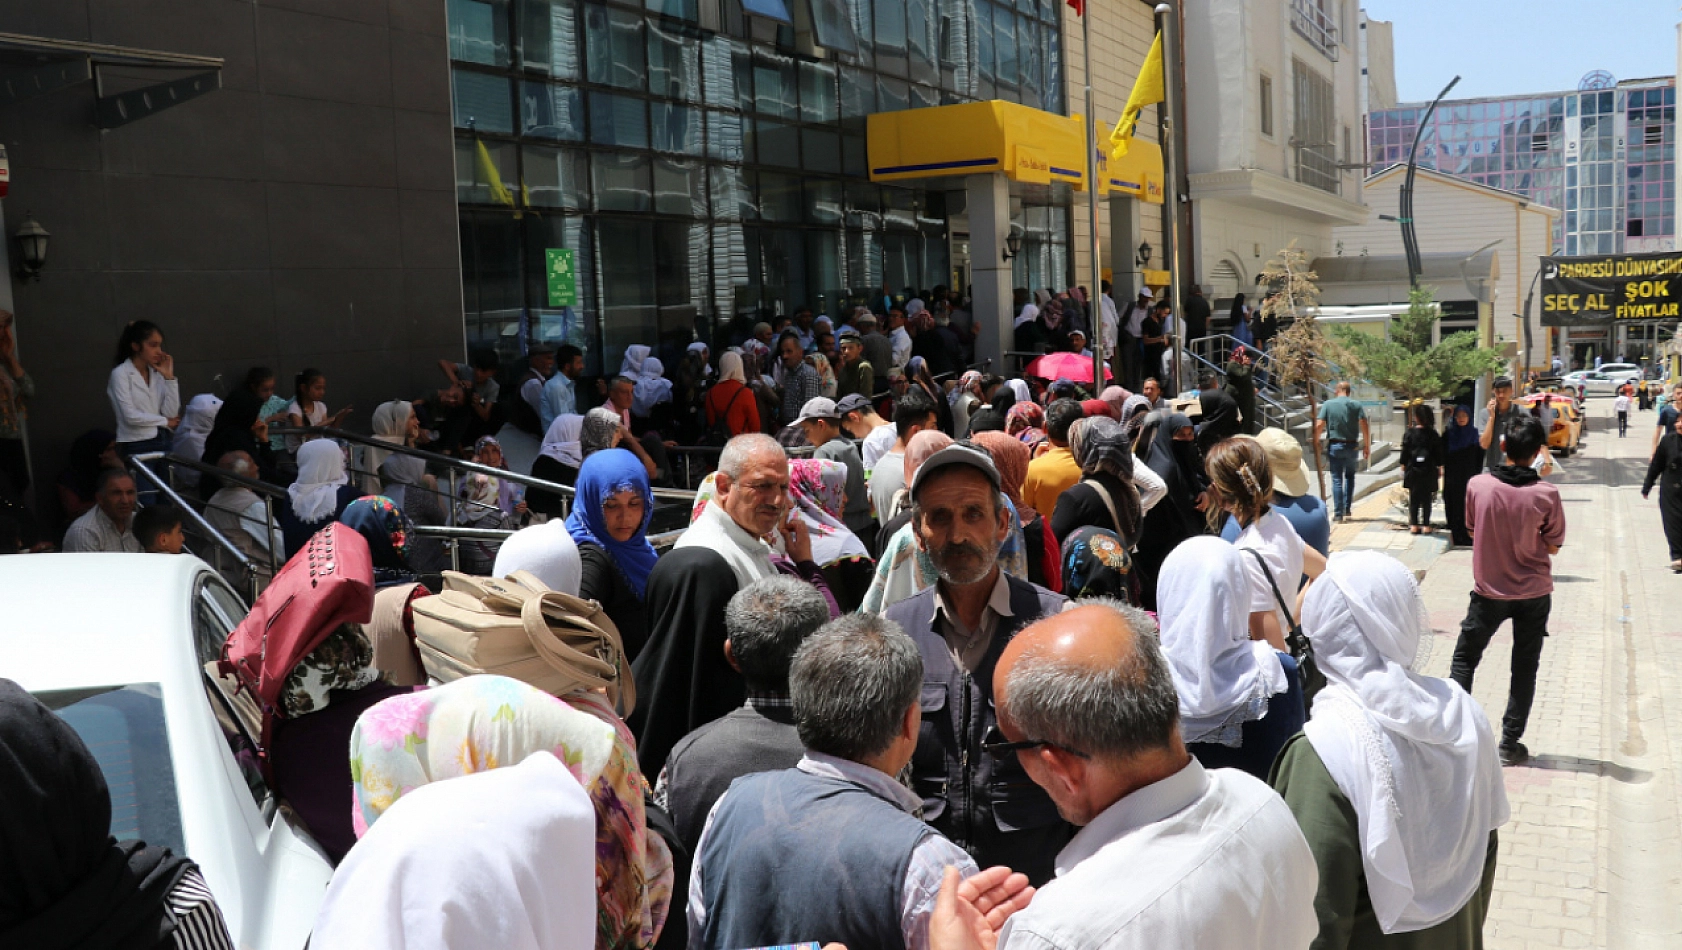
[{"left": 546, "top": 248, "right": 577, "bottom": 307}]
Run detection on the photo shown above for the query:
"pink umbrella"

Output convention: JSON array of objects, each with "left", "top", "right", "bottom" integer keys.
[{"left": 1023, "top": 352, "right": 1113, "bottom": 386}]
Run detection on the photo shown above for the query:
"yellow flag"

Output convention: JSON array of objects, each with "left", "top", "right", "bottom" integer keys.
[
  {"left": 475, "top": 138, "right": 515, "bottom": 207},
  {"left": 1109, "top": 31, "right": 1164, "bottom": 160}
]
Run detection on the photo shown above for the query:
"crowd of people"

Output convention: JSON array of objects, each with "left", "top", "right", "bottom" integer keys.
[{"left": 2, "top": 290, "right": 1583, "bottom": 950}]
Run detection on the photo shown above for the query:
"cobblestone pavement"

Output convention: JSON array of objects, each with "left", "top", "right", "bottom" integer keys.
[{"left": 1336, "top": 400, "right": 1682, "bottom": 948}]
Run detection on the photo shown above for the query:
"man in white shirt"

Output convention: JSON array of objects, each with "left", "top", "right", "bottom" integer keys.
[
  {"left": 837, "top": 393, "right": 896, "bottom": 471},
  {"left": 1097, "top": 280, "right": 1120, "bottom": 362},
  {"left": 887, "top": 310, "right": 914, "bottom": 370},
  {"left": 540, "top": 345, "right": 584, "bottom": 432},
  {"left": 62, "top": 468, "right": 142, "bottom": 553},
  {"left": 205, "top": 451, "right": 284, "bottom": 576},
  {"left": 869, "top": 390, "right": 937, "bottom": 523},
  {"left": 931, "top": 600, "right": 1319, "bottom": 950}
]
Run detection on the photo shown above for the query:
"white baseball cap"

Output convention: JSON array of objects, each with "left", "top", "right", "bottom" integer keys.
[{"left": 787, "top": 396, "right": 840, "bottom": 427}]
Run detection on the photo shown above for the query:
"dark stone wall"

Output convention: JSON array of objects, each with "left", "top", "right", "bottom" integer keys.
[{"left": 0, "top": 0, "right": 461, "bottom": 527}]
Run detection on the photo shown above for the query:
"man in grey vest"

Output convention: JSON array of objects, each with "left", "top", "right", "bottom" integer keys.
[
  {"left": 689, "top": 614, "right": 989, "bottom": 950},
  {"left": 656, "top": 574, "right": 832, "bottom": 856},
  {"left": 884, "top": 443, "right": 1071, "bottom": 885}
]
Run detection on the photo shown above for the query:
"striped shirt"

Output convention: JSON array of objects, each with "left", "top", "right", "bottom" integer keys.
[{"left": 168, "top": 867, "right": 237, "bottom": 950}]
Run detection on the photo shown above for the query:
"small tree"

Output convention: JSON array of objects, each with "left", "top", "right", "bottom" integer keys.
[
  {"left": 1259, "top": 243, "right": 1341, "bottom": 500},
  {"left": 1331, "top": 286, "right": 1506, "bottom": 402}
]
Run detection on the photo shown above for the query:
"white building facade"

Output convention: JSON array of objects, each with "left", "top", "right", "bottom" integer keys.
[{"left": 1181, "top": 0, "right": 1369, "bottom": 301}]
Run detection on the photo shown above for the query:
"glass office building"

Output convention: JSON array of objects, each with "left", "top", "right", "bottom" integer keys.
[
  {"left": 448, "top": 0, "right": 1071, "bottom": 371},
  {"left": 1367, "top": 77, "right": 1677, "bottom": 258}
]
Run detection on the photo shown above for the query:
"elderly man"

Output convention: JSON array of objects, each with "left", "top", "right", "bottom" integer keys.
[
  {"left": 835, "top": 331, "right": 876, "bottom": 402},
  {"left": 657, "top": 575, "right": 832, "bottom": 855},
  {"left": 205, "top": 450, "right": 284, "bottom": 577},
  {"left": 691, "top": 614, "right": 1005, "bottom": 950},
  {"left": 639, "top": 435, "right": 828, "bottom": 776},
  {"left": 883, "top": 442, "right": 1070, "bottom": 884},
  {"left": 930, "top": 600, "right": 1318, "bottom": 950},
  {"left": 62, "top": 467, "right": 141, "bottom": 553}
]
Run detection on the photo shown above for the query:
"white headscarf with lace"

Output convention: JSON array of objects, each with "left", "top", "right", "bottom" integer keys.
[
  {"left": 1156, "top": 536, "right": 1288, "bottom": 746},
  {"left": 619, "top": 345, "right": 673, "bottom": 418},
  {"left": 1301, "top": 550, "right": 1509, "bottom": 934}
]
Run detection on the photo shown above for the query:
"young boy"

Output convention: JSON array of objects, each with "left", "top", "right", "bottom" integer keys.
[{"left": 134, "top": 505, "right": 186, "bottom": 555}]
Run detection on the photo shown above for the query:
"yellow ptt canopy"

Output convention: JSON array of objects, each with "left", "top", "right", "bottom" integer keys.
[{"left": 867, "top": 100, "right": 1162, "bottom": 203}]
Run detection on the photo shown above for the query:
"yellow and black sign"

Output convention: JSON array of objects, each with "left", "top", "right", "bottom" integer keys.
[{"left": 1540, "top": 252, "right": 1682, "bottom": 325}]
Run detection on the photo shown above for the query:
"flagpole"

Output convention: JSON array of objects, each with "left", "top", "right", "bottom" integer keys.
[
  {"left": 1082, "top": 1, "right": 1105, "bottom": 392},
  {"left": 1157, "top": 1, "right": 1186, "bottom": 394}
]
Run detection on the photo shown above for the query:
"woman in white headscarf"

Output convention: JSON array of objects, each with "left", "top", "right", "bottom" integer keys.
[
  {"left": 1157, "top": 536, "right": 1304, "bottom": 780},
  {"left": 528, "top": 413, "right": 583, "bottom": 518},
  {"left": 1271, "top": 550, "right": 1509, "bottom": 947},
  {"left": 313, "top": 751, "right": 597, "bottom": 950},
  {"left": 363, "top": 400, "right": 422, "bottom": 495},
  {"left": 279, "top": 439, "right": 362, "bottom": 557},
  {"left": 492, "top": 519, "right": 583, "bottom": 595},
  {"left": 619, "top": 344, "right": 673, "bottom": 420},
  {"left": 168, "top": 393, "right": 222, "bottom": 489}
]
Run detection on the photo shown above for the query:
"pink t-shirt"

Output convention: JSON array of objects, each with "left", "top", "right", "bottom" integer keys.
[{"left": 1465, "top": 473, "right": 1566, "bottom": 600}]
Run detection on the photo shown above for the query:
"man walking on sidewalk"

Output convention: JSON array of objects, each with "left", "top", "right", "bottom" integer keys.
[
  {"left": 1314, "top": 381, "right": 1369, "bottom": 522},
  {"left": 1450, "top": 416, "right": 1566, "bottom": 767}
]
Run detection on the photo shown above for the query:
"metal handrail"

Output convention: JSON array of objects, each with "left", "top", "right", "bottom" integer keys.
[
  {"left": 413, "top": 524, "right": 688, "bottom": 550},
  {"left": 127, "top": 453, "right": 264, "bottom": 602}
]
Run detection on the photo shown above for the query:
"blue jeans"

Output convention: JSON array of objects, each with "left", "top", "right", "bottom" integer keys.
[{"left": 1327, "top": 442, "right": 1359, "bottom": 517}]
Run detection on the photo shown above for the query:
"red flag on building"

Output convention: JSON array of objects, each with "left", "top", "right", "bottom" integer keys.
[{"left": 1067, "top": 0, "right": 1083, "bottom": 14}]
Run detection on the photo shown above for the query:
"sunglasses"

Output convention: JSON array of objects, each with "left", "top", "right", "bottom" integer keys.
[{"left": 982, "top": 724, "right": 1090, "bottom": 760}]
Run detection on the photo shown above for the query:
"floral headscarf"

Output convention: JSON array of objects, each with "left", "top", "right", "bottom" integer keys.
[
  {"left": 1007, "top": 402, "right": 1047, "bottom": 446},
  {"left": 338, "top": 496, "right": 417, "bottom": 586},
  {"left": 787, "top": 459, "right": 870, "bottom": 568},
  {"left": 1061, "top": 526, "right": 1136, "bottom": 602},
  {"left": 350, "top": 675, "right": 674, "bottom": 950},
  {"left": 807, "top": 352, "right": 837, "bottom": 399}
]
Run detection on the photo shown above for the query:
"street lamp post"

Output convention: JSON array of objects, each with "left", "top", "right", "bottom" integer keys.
[{"left": 1400, "top": 76, "right": 1461, "bottom": 288}]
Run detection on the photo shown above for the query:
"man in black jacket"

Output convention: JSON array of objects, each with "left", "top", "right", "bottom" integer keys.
[{"left": 884, "top": 443, "right": 1071, "bottom": 884}]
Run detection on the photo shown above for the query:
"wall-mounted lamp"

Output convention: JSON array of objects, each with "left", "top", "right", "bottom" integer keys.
[
  {"left": 1002, "top": 230, "right": 1022, "bottom": 262},
  {"left": 1135, "top": 240, "right": 1152, "bottom": 267},
  {"left": 13, "top": 213, "right": 48, "bottom": 282}
]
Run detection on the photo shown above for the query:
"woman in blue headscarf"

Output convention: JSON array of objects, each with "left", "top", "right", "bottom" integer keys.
[
  {"left": 1442, "top": 404, "right": 1481, "bottom": 548},
  {"left": 566, "top": 448, "right": 660, "bottom": 660}
]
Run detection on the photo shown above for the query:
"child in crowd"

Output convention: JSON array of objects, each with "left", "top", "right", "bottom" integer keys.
[{"left": 134, "top": 504, "right": 186, "bottom": 555}]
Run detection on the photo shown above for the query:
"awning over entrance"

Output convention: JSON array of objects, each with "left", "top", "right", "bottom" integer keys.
[
  {"left": 0, "top": 31, "right": 223, "bottom": 129},
  {"left": 866, "top": 100, "right": 1163, "bottom": 203}
]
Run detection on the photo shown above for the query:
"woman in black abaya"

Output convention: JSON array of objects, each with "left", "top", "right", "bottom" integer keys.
[
  {"left": 0, "top": 678, "right": 236, "bottom": 949},
  {"left": 626, "top": 546, "right": 744, "bottom": 779},
  {"left": 1442, "top": 404, "right": 1482, "bottom": 547},
  {"left": 1134, "top": 413, "right": 1208, "bottom": 610},
  {"left": 1643, "top": 412, "right": 1682, "bottom": 571}
]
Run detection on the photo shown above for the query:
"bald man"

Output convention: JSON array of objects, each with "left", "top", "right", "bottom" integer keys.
[{"left": 930, "top": 601, "right": 1318, "bottom": 950}]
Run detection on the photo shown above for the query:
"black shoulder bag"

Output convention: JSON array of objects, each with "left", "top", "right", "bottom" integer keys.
[{"left": 1242, "top": 548, "right": 1326, "bottom": 705}]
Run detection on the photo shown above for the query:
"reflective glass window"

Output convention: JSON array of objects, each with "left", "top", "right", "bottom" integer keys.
[
  {"left": 521, "top": 81, "right": 584, "bottom": 141},
  {"left": 910, "top": 82, "right": 939, "bottom": 112},
  {"left": 994, "top": 7, "right": 1018, "bottom": 89},
  {"left": 453, "top": 70, "right": 515, "bottom": 132},
  {"left": 874, "top": 0, "right": 909, "bottom": 77},
  {"left": 811, "top": 0, "right": 861, "bottom": 55},
  {"left": 877, "top": 75, "right": 910, "bottom": 113},
  {"left": 758, "top": 173, "right": 803, "bottom": 222},
  {"left": 523, "top": 145, "right": 590, "bottom": 209},
  {"left": 517, "top": 0, "right": 578, "bottom": 77},
  {"left": 592, "top": 151, "right": 653, "bottom": 212},
  {"left": 808, "top": 179, "right": 843, "bottom": 224},
  {"left": 450, "top": 0, "right": 511, "bottom": 66},
  {"left": 800, "top": 61, "right": 839, "bottom": 124},
  {"left": 585, "top": 6, "right": 646, "bottom": 90},
  {"left": 975, "top": 5, "right": 995, "bottom": 92},
  {"left": 907, "top": 0, "right": 936, "bottom": 86},
  {"left": 711, "top": 165, "right": 754, "bottom": 220},
  {"left": 754, "top": 53, "right": 799, "bottom": 118},
  {"left": 802, "top": 128, "right": 841, "bottom": 173},
  {"left": 652, "top": 102, "right": 702, "bottom": 153},
  {"left": 589, "top": 92, "right": 649, "bottom": 148},
  {"left": 654, "top": 158, "right": 707, "bottom": 216},
  {"left": 708, "top": 109, "right": 747, "bottom": 161},
  {"left": 742, "top": 0, "right": 794, "bottom": 22},
  {"left": 456, "top": 138, "right": 517, "bottom": 204},
  {"left": 756, "top": 120, "right": 801, "bottom": 167},
  {"left": 647, "top": 0, "right": 699, "bottom": 22},
  {"left": 648, "top": 21, "right": 701, "bottom": 101},
  {"left": 597, "top": 219, "right": 657, "bottom": 369},
  {"left": 840, "top": 66, "right": 876, "bottom": 118}
]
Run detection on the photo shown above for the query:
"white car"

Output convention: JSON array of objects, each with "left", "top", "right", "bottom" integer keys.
[
  {"left": 2, "top": 554, "right": 332, "bottom": 950},
  {"left": 1564, "top": 363, "right": 1643, "bottom": 395}
]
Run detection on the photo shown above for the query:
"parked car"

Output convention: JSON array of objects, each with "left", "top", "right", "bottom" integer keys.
[
  {"left": 1562, "top": 365, "right": 1642, "bottom": 396},
  {"left": 1, "top": 554, "right": 333, "bottom": 950}
]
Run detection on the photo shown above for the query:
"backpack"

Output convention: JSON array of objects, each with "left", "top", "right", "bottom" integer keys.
[
  {"left": 705, "top": 383, "right": 748, "bottom": 445},
  {"left": 219, "top": 523, "right": 376, "bottom": 776},
  {"left": 411, "top": 570, "right": 635, "bottom": 716}
]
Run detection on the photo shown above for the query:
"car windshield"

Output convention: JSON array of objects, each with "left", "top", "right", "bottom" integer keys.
[{"left": 33, "top": 683, "right": 185, "bottom": 856}]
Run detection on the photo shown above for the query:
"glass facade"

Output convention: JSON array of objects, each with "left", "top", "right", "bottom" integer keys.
[
  {"left": 1368, "top": 80, "right": 1677, "bottom": 258},
  {"left": 449, "top": 0, "right": 1070, "bottom": 371}
]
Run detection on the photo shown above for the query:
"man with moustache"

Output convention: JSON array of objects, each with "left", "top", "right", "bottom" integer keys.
[{"left": 884, "top": 442, "right": 1071, "bottom": 885}]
